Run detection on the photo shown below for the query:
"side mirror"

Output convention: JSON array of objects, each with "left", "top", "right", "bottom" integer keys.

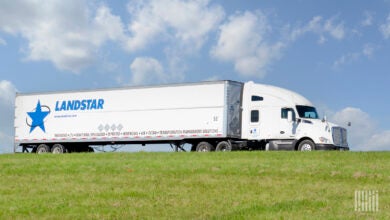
[
  {"left": 322, "top": 115, "right": 327, "bottom": 123},
  {"left": 287, "top": 111, "right": 293, "bottom": 123}
]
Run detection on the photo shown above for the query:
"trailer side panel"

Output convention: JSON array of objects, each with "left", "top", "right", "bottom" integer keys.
[{"left": 15, "top": 81, "right": 240, "bottom": 146}]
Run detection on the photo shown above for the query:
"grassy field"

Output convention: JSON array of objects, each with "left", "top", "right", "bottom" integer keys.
[{"left": 0, "top": 151, "right": 388, "bottom": 219}]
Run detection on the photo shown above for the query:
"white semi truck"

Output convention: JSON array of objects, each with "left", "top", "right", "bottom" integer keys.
[{"left": 14, "top": 80, "right": 349, "bottom": 153}]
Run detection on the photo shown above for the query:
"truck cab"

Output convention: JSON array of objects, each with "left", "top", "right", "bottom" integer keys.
[{"left": 241, "top": 81, "right": 349, "bottom": 151}]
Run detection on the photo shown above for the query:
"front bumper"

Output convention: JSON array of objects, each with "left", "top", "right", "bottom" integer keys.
[{"left": 316, "top": 144, "right": 350, "bottom": 151}]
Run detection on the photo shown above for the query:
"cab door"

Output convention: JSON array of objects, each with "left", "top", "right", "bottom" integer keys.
[
  {"left": 278, "top": 108, "right": 297, "bottom": 139},
  {"left": 249, "top": 108, "right": 260, "bottom": 139}
]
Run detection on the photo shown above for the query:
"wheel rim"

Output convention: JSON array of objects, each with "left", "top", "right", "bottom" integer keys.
[
  {"left": 219, "top": 145, "right": 228, "bottom": 151},
  {"left": 196, "top": 142, "right": 213, "bottom": 152},
  {"left": 51, "top": 144, "right": 65, "bottom": 154},
  {"left": 200, "top": 146, "right": 208, "bottom": 152},
  {"left": 301, "top": 143, "right": 312, "bottom": 151},
  {"left": 52, "top": 147, "right": 61, "bottom": 154},
  {"left": 197, "top": 144, "right": 210, "bottom": 152},
  {"left": 37, "top": 148, "right": 48, "bottom": 154},
  {"left": 216, "top": 141, "right": 231, "bottom": 151}
]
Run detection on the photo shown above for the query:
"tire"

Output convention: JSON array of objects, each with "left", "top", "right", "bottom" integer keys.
[
  {"left": 196, "top": 142, "right": 214, "bottom": 152},
  {"left": 51, "top": 144, "right": 67, "bottom": 154},
  {"left": 215, "top": 141, "right": 232, "bottom": 152},
  {"left": 36, "top": 144, "right": 50, "bottom": 154},
  {"left": 298, "top": 140, "right": 315, "bottom": 151}
]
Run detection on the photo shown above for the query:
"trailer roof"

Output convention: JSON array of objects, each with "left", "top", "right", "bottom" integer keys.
[{"left": 16, "top": 80, "right": 243, "bottom": 96}]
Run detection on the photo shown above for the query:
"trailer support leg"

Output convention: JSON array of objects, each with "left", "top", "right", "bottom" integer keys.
[
  {"left": 169, "top": 143, "right": 177, "bottom": 152},
  {"left": 22, "top": 146, "right": 29, "bottom": 153},
  {"left": 170, "top": 142, "right": 186, "bottom": 152},
  {"left": 177, "top": 144, "right": 186, "bottom": 152}
]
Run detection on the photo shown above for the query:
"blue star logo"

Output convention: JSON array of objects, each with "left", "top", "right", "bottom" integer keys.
[{"left": 27, "top": 100, "right": 50, "bottom": 133}]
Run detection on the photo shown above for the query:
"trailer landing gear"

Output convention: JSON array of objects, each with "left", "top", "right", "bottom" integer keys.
[{"left": 170, "top": 142, "right": 187, "bottom": 152}]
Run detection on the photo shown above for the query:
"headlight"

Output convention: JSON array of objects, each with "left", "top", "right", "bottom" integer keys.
[{"left": 319, "top": 137, "right": 329, "bottom": 143}]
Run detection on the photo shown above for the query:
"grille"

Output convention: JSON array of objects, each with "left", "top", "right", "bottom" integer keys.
[{"left": 332, "top": 127, "right": 348, "bottom": 147}]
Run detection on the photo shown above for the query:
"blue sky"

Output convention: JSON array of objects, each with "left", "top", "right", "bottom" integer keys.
[{"left": 1, "top": 0, "right": 389, "bottom": 152}]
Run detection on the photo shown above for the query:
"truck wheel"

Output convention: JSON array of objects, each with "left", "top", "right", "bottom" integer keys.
[
  {"left": 36, "top": 144, "right": 50, "bottom": 154},
  {"left": 196, "top": 142, "right": 214, "bottom": 152},
  {"left": 298, "top": 140, "right": 315, "bottom": 151},
  {"left": 216, "top": 141, "right": 232, "bottom": 151},
  {"left": 51, "top": 144, "right": 67, "bottom": 154}
]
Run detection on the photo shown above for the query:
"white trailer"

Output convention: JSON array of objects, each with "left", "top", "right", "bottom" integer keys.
[{"left": 14, "top": 80, "right": 349, "bottom": 153}]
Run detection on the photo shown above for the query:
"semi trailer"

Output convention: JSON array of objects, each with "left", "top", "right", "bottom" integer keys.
[{"left": 14, "top": 80, "right": 349, "bottom": 153}]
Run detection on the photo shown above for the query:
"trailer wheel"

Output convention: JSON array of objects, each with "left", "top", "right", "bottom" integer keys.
[
  {"left": 51, "top": 144, "right": 67, "bottom": 154},
  {"left": 298, "top": 140, "right": 315, "bottom": 151},
  {"left": 196, "top": 142, "right": 214, "bottom": 152},
  {"left": 216, "top": 141, "right": 232, "bottom": 151},
  {"left": 36, "top": 144, "right": 50, "bottom": 154}
]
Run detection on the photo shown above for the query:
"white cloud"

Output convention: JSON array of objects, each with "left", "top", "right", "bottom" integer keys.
[
  {"left": 0, "top": 80, "right": 17, "bottom": 103},
  {"left": 129, "top": 55, "right": 186, "bottom": 86},
  {"left": 0, "top": 0, "right": 223, "bottom": 76},
  {"left": 126, "top": 0, "right": 224, "bottom": 52},
  {"left": 333, "top": 52, "right": 360, "bottom": 68},
  {"left": 380, "top": 14, "right": 390, "bottom": 39},
  {"left": 324, "top": 17, "right": 345, "bottom": 40},
  {"left": 331, "top": 107, "right": 390, "bottom": 151},
  {"left": 0, "top": 132, "right": 13, "bottom": 154},
  {"left": 0, "top": 1, "right": 127, "bottom": 72},
  {"left": 0, "top": 0, "right": 226, "bottom": 88},
  {"left": 125, "top": 0, "right": 224, "bottom": 84},
  {"left": 0, "top": 38, "right": 6, "bottom": 46},
  {"left": 0, "top": 80, "right": 18, "bottom": 153},
  {"left": 331, "top": 107, "right": 375, "bottom": 139},
  {"left": 367, "top": 131, "right": 390, "bottom": 151},
  {"left": 361, "top": 11, "right": 374, "bottom": 27},
  {"left": 130, "top": 57, "right": 166, "bottom": 85},
  {"left": 362, "top": 44, "right": 375, "bottom": 57},
  {"left": 164, "top": 49, "right": 187, "bottom": 82},
  {"left": 333, "top": 44, "right": 376, "bottom": 68},
  {"left": 317, "top": 35, "right": 327, "bottom": 44},
  {"left": 211, "top": 11, "right": 284, "bottom": 77},
  {"left": 289, "top": 15, "right": 346, "bottom": 44}
]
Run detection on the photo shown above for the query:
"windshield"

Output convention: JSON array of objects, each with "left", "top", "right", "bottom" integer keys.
[{"left": 296, "top": 105, "right": 319, "bottom": 119}]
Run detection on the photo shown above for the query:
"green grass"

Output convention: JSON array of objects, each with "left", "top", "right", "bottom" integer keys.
[{"left": 0, "top": 152, "right": 389, "bottom": 219}]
